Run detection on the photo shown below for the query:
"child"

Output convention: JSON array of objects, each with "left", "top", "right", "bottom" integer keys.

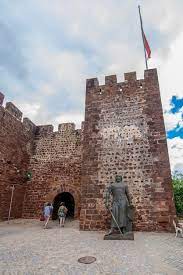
[{"left": 58, "top": 202, "right": 68, "bottom": 227}]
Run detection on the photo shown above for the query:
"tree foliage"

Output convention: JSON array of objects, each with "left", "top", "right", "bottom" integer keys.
[{"left": 172, "top": 173, "right": 183, "bottom": 215}]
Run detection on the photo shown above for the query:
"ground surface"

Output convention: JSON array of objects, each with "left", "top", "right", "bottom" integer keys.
[{"left": 0, "top": 219, "right": 182, "bottom": 275}]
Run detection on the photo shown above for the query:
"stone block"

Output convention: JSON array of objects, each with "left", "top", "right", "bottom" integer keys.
[
  {"left": 5, "top": 102, "right": 22, "bottom": 120},
  {"left": 35, "top": 125, "right": 53, "bottom": 135},
  {"left": 124, "top": 72, "right": 137, "bottom": 82},
  {"left": 86, "top": 78, "right": 99, "bottom": 89},
  {"left": 105, "top": 75, "right": 117, "bottom": 86},
  {"left": 104, "top": 232, "right": 134, "bottom": 240},
  {"left": 0, "top": 92, "right": 4, "bottom": 105},
  {"left": 58, "top": 123, "right": 75, "bottom": 133},
  {"left": 23, "top": 118, "right": 36, "bottom": 133}
]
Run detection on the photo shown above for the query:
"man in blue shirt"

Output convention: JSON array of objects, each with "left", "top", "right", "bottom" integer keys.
[{"left": 44, "top": 203, "right": 53, "bottom": 229}]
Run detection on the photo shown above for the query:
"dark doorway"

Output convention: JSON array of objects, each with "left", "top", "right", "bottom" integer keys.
[{"left": 52, "top": 192, "right": 75, "bottom": 220}]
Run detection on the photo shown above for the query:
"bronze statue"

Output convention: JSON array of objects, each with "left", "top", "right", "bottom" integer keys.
[{"left": 104, "top": 175, "right": 134, "bottom": 239}]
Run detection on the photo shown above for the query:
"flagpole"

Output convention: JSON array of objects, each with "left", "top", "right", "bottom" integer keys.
[{"left": 138, "top": 5, "right": 148, "bottom": 70}]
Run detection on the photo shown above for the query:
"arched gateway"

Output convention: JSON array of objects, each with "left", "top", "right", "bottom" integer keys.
[{"left": 52, "top": 192, "right": 75, "bottom": 220}]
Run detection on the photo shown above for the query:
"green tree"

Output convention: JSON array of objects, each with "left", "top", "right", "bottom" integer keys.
[{"left": 172, "top": 173, "right": 183, "bottom": 215}]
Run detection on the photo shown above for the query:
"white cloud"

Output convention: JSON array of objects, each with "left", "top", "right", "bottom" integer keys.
[
  {"left": 149, "top": 31, "right": 183, "bottom": 110},
  {"left": 39, "top": 84, "right": 56, "bottom": 96},
  {"left": 174, "top": 163, "right": 183, "bottom": 174},
  {"left": 1, "top": 0, "right": 183, "bottom": 173},
  {"left": 17, "top": 102, "right": 41, "bottom": 120},
  {"left": 164, "top": 109, "right": 183, "bottom": 132},
  {"left": 167, "top": 137, "right": 183, "bottom": 173},
  {"left": 26, "top": 46, "right": 88, "bottom": 105}
]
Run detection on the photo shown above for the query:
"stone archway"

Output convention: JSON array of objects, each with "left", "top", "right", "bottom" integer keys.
[
  {"left": 52, "top": 192, "right": 75, "bottom": 220},
  {"left": 45, "top": 184, "right": 81, "bottom": 219}
]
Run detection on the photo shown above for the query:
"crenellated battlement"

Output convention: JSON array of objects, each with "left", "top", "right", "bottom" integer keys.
[
  {"left": 0, "top": 93, "right": 36, "bottom": 134},
  {"left": 124, "top": 71, "right": 137, "bottom": 82},
  {"left": 0, "top": 91, "right": 4, "bottom": 105},
  {"left": 5, "top": 102, "right": 23, "bottom": 121},
  {"left": 105, "top": 75, "right": 117, "bottom": 86},
  {"left": 86, "top": 68, "right": 158, "bottom": 91},
  {"left": 35, "top": 122, "right": 81, "bottom": 137},
  {"left": 35, "top": 125, "right": 54, "bottom": 136},
  {"left": 58, "top": 123, "right": 75, "bottom": 133},
  {"left": 0, "top": 92, "right": 81, "bottom": 138},
  {"left": 23, "top": 118, "right": 37, "bottom": 133}
]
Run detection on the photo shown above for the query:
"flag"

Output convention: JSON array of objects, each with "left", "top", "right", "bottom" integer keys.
[
  {"left": 142, "top": 30, "right": 151, "bottom": 59},
  {"left": 138, "top": 5, "right": 151, "bottom": 69}
]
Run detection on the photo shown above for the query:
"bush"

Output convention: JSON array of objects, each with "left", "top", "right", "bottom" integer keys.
[{"left": 172, "top": 173, "right": 183, "bottom": 216}]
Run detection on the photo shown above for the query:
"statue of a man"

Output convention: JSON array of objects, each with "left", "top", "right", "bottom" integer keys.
[{"left": 105, "top": 175, "right": 133, "bottom": 235}]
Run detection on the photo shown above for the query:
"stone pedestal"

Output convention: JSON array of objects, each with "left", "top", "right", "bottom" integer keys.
[{"left": 104, "top": 232, "right": 134, "bottom": 240}]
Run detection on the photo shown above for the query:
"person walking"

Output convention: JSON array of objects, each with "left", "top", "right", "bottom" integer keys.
[
  {"left": 50, "top": 203, "right": 53, "bottom": 216},
  {"left": 44, "top": 202, "right": 52, "bottom": 229},
  {"left": 58, "top": 202, "right": 68, "bottom": 227}
]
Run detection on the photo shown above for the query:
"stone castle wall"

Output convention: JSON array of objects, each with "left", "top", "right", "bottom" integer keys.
[
  {"left": 0, "top": 68, "right": 176, "bottom": 231},
  {"left": 22, "top": 123, "right": 82, "bottom": 219},
  {"left": 0, "top": 93, "right": 36, "bottom": 220},
  {"left": 80, "top": 69, "right": 176, "bottom": 231}
]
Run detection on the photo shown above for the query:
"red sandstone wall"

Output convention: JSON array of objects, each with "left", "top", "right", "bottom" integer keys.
[
  {"left": 0, "top": 94, "right": 36, "bottom": 220},
  {"left": 80, "top": 69, "right": 176, "bottom": 232},
  {"left": 22, "top": 123, "right": 82, "bottom": 219},
  {"left": 0, "top": 69, "right": 176, "bottom": 231}
]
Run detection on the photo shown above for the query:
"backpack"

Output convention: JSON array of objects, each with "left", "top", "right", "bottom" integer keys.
[{"left": 58, "top": 206, "right": 66, "bottom": 217}]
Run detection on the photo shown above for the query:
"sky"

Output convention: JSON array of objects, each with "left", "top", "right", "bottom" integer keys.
[{"left": 0, "top": 0, "right": 182, "bottom": 174}]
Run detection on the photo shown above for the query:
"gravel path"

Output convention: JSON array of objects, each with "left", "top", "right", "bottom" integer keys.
[{"left": 0, "top": 219, "right": 183, "bottom": 274}]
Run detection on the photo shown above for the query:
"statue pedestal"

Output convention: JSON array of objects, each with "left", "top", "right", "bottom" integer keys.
[{"left": 104, "top": 231, "right": 134, "bottom": 240}]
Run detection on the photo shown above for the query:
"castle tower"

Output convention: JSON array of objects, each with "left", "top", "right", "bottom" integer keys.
[{"left": 80, "top": 68, "right": 176, "bottom": 231}]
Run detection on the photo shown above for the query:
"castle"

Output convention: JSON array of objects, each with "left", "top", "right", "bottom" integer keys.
[{"left": 0, "top": 68, "right": 176, "bottom": 231}]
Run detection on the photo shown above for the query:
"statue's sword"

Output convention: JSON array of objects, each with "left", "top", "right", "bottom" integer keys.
[{"left": 108, "top": 207, "right": 123, "bottom": 236}]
